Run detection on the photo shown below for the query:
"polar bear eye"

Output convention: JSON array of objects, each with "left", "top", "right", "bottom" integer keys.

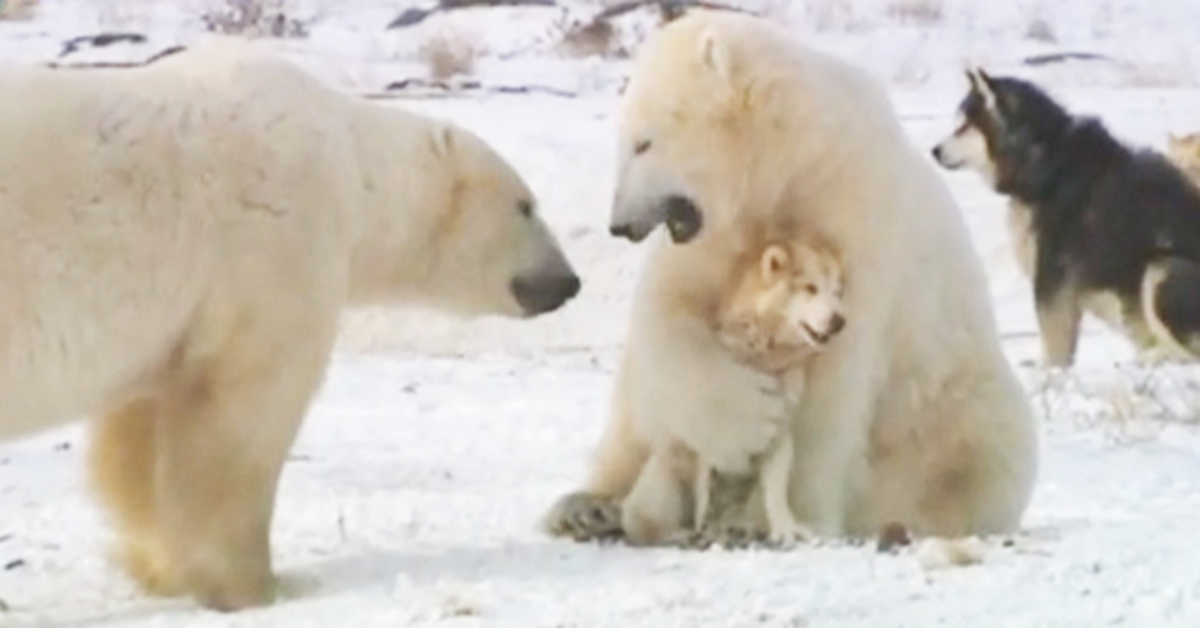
[
  {"left": 633, "top": 139, "right": 652, "bottom": 155},
  {"left": 517, "top": 199, "right": 533, "bottom": 218},
  {"left": 804, "top": 283, "right": 818, "bottom": 295}
]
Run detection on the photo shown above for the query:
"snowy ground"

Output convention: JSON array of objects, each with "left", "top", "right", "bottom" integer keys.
[{"left": 3, "top": 1, "right": 1200, "bottom": 626}]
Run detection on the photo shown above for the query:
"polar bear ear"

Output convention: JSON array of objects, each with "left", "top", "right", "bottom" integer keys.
[
  {"left": 430, "top": 125, "right": 455, "bottom": 160},
  {"left": 697, "top": 28, "right": 732, "bottom": 81},
  {"left": 760, "top": 245, "right": 791, "bottom": 283}
]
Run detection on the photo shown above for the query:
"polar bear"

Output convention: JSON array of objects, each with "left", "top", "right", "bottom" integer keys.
[
  {"left": 544, "top": 10, "right": 1038, "bottom": 544},
  {"left": 0, "top": 40, "right": 579, "bottom": 611}
]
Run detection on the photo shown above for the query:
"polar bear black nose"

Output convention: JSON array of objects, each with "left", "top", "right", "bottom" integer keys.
[{"left": 511, "top": 271, "right": 582, "bottom": 317}]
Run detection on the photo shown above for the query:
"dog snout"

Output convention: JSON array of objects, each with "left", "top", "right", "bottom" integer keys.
[
  {"left": 511, "top": 270, "right": 582, "bottom": 317},
  {"left": 828, "top": 312, "right": 846, "bottom": 336}
]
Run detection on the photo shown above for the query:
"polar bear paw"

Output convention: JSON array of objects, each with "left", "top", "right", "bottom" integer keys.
[
  {"left": 766, "top": 521, "right": 818, "bottom": 550},
  {"left": 543, "top": 492, "right": 624, "bottom": 542}
]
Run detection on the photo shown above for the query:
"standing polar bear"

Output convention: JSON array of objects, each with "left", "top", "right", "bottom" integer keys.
[
  {"left": 0, "top": 41, "right": 579, "bottom": 611},
  {"left": 545, "top": 10, "right": 1038, "bottom": 543}
]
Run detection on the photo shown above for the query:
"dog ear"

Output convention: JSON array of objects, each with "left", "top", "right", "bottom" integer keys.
[
  {"left": 965, "top": 67, "right": 980, "bottom": 88},
  {"left": 967, "top": 67, "right": 998, "bottom": 109},
  {"left": 760, "top": 245, "right": 791, "bottom": 283}
]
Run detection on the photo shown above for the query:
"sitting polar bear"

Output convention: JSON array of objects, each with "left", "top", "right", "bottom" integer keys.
[
  {"left": 0, "top": 41, "right": 579, "bottom": 611},
  {"left": 544, "top": 10, "right": 1038, "bottom": 544}
]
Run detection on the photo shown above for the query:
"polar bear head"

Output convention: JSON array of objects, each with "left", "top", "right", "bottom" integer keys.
[
  {"left": 427, "top": 126, "right": 581, "bottom": 318},
  {"left": 353, "top": 118, "right": 580, "bottom": 319},
  {"left": 609, "top": 10, "right": 851, "bottom": 246}
]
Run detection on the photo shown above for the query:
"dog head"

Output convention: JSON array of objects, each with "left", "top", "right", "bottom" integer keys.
[
  {"left": 720, "top": 239, "right": 847, "bottom": 356},
  {"left": 931, "top": 68, "right": 1073, "bottom": 194}
]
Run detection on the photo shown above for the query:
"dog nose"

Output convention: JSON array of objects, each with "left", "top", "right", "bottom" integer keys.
[
  {"left": 930, "top": 145, "right": 943, "bottom": 161},
  {"left": 511, "top": 272, "right": 582, "bottom": 317},
  {"left": 828, "top": 313, "right": 846, "bottom": 336}
]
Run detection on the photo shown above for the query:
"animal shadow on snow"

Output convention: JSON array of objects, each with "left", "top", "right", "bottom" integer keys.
[{"left": 281, "top": 540, "right": 653, "bottom": 601}]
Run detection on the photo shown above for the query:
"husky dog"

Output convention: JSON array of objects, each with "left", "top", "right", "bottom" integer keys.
[{"left": 932, "top": 69, "right": 1200, "bottom": 366}]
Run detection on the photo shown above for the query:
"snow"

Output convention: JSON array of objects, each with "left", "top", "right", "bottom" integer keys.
[{"left": 2, "top": 0, "right": 1200, "bottom": 626}]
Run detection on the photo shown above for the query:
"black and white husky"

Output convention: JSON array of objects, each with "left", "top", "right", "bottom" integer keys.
[{"left": 932, "top": 68, "right": 1200, "bottom": 367}]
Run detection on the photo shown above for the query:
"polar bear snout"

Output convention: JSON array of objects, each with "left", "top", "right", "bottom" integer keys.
[
  {"left": 510, "top": 259, "right": 582, "bottom": 317},
  {"left": 609, "top": 194, "right": 702, "bottom": 244},
  {"left": 608, "top": 210, "right": 659, "bottom": 242}
]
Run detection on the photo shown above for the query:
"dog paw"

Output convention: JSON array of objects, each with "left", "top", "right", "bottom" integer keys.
[{"left": 542, "top": 492, "right": 623, "bottom": 542}]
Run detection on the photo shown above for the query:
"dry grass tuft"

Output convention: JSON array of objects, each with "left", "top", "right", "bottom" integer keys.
[
  {"left": 418, "top": 31, "right": 480, "bottom": 81},
  {"left": 885, "top": 0, "right": 944, "bottom": 26},
  {"left": 559, "top": 18, "right": 620, "bottom": 58},
  {"left": 201, "top": 0, "right": 308, "bottom": 38},
  {"left": 0, "top": 0, "right": 40, "bottom": 22}
]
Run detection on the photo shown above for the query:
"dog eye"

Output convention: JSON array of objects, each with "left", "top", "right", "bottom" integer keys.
[
  {"left": 634, "top": 139, "right": 652, "bottom": 155},
  {"left": 805, "top": 284, "right": 817, "bottom": 295},
  {"left": 517, "top": 199, "right": 533, "bottom": 218}
]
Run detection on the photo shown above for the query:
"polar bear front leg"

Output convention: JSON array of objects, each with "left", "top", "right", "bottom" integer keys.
[
  {"left": 543, "top": 363, "right": 645, "bottom": 542},
  {"left": 781, "top": 339, "right": 877, "bottom": 538},
  {"left": 620, "top": 449, "right": 689, "bottom": 546},
  {"left": 149, "top": 316, "right": 337, "bottom": 612}
]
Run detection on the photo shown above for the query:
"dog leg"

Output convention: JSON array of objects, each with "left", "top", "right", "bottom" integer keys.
[
  {"left": 759, "top": 435, "right": 816, "bottom": 548},
  {"left": 1034, "top": 260, "right": 1082, "bottom": 368},
  {"left": 1006, "top": 201, "right": 1037, "bottom": 279}
]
